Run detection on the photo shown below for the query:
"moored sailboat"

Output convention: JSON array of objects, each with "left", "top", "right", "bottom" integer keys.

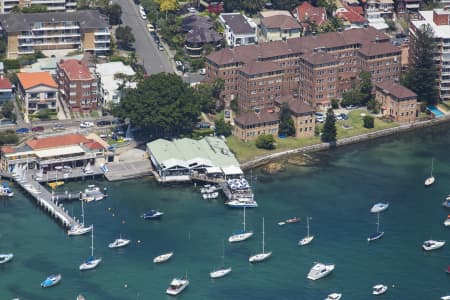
[
  {"left": 79, "top": 226, "right": 102, "bottom": 271},
  {"left": 228, "top": 206, "right": 253, "bottom": 243},
  {"left": 368, "top": 212, "right": 384, "bottom": 242},
  {"left": 249, "top": 217, "right": 272, "bottom": 263},
  {"left": 424, "top": 158, "right": 435, "bottom": 186},
  {"left": 299, "top": 216, "right": 314, "bottom": 246}
]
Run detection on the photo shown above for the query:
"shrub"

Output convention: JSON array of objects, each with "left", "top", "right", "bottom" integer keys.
[
  {"left": 331, "top": 98, "right": 339, "bottom": 109},
  {"left": 363, "top": 115, "right": 374, "bottom": 128},
  {"left": 256, "top": 134, "right": 275, "bottom": 149}
]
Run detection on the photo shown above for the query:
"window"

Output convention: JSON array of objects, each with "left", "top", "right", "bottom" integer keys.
[{"left": 30, "top": 93, "right": 38, "bottom": 99}]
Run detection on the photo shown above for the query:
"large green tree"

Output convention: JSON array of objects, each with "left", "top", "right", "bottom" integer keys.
[
  {"left": 279, "top": 103, "right": 295, "bottom": 136},
  {"left": 403, "top": 24, "right": 439, "bottom": 105},
  {"left": 223, "top": 0, "right": 264, "bottom": 15},
  {"left": 321, "top": 108, "right": 336, "bottom": 142},
  {"left": 359, "top": 71, "right": 372, "bottom": 105},
  {"left": 271, "top": 0, "right": 302, "bottom": 10},
  {"left": 255, "top": 134, "right": 275, "bottom": 149},
  {"left": 113, "top": 73, "right": 200, "bottom": 138},
  {"left": 115, "top": 26, "right": 135, "bottom": 50},
  {"left": 214, "top": 119, "right": 232, "bottom": 137},
  {"left": 194, "top": 84, "right": 216, "bottom": 113}
]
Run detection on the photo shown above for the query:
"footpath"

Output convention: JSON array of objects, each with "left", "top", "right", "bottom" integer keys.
[{"left": 240, "top": 114, "right": 450, "bottom": 170}]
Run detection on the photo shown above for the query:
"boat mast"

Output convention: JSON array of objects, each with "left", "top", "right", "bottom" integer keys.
[
  {"left": 81, "top": 199, "right": 85, "bottom": 226},
  {"left": 91, "top": 226, "right": 94, "bottom": 257},
  {"left": 431, "top": 158, "right": 434, "bottom": 177},
  {"left": 376, "top": 213, "right": 380, "bottom": 233},
  {"left": 306, "top": 216, "right": 310, "bottom": 237},
  {"left": 243, "top": 206, "right": 246, "bottom": 232},
  {"left": 262, "top": 217, "right": 265, "bottom": 254}
]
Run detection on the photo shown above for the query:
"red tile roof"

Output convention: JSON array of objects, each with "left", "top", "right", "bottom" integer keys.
[
  {"left": 17, "top": 72, "right": 57, "bottom": 90},
  {"left": 1, "top": 146, "right": 15, "bottom": 154},
  {"left": 26, "top": 134, "right": 90, "bottom": 150},
  {"left": 293, "top": 2, "right": 328, "bottom": 26},
  {"left": 261, "top": 15, "right": 301, "bottom": 30},
  {"left": 0, "top": 76, "right": 12, "bottom": 90},
  {"left": 58, "top": 59, "right": 93, "bottom": 81},
  {"left": 84, "top": 141, "right": 104, "bottom": 150},
  {"left": 335, "top": 4, "right": 367, "bottom": 24}
]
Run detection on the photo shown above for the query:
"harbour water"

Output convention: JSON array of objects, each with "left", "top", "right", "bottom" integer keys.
[{"left": 1, "top": 123, "right": 450, "bottom": 300}]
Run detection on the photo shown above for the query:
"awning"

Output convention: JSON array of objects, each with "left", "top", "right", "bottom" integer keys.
[
  {"left": 205, "top": 166, "right": 222, "bottom": 174},
  {"left": 221, "top": 166, "right": 243, "bottom": 176}
]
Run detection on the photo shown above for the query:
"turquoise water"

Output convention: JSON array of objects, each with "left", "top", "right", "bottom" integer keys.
[
  {"left": 427, "top": 105, "right": 445, "bottom": 117},
  {"left": 1, "top": 124, "right": 450, "bottom": 299}
]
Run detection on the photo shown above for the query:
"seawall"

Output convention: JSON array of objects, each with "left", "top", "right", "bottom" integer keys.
[{"left": 240, "top": 114, "right": 450, "bottom": 170}]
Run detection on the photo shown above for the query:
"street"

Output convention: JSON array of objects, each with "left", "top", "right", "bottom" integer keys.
[{"left": 113, "top": 0, "right": 173, "bottom": 75}]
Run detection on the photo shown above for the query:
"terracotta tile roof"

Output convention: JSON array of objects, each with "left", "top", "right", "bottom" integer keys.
[
  {"left": 234, "top": 110, "right": 280, "bottom": 127},
  {"left": 276, "top": 95, "right": 315, "bottom": 115},
  {"left": 0, "top": 76, "right": 12, "bottom": 90},
  {"left": 26, "top": 134, "right": 90, "bottom": 150},
  {"left": 335, "top": 5, "right": 367, "bottom": 24},
  {"left": 57, "top": 59, "right": 93, "bottom": 81},
  {"left": 84, "top": 141, "right": 104, "bottom": 150},
  {"left": 293, "top": 2, "right": 327, "bottom": 26},
  {"left": 261, "top": 15, "right": 301, "bottom": 30},
  {"left": 376, "top": 80, "right": 417, "bottom": 99},
  {"left": 1, "top": 146, "right": 15, "bottom": 154},
  {"left": 17, "top": 72, "right": 57, "bottom": 90},
  {"left": 239, "top": 60, "right": 283, "bottom": 75}
]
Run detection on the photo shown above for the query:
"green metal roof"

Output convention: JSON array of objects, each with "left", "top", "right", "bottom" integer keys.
[{"left": 147, "top": 137, "right": 240, "bottom": 169}]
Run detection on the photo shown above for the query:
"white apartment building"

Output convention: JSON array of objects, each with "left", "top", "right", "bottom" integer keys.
[
  {"left": 410, "top": 9, "right": 450, "bottom": 101},
  {"left": 0, "top": 11, "right": 110, "bottom": 58},
  {"left": 219, "top": 12, "right": 257, "bottom": 47},
  {"left": 0, "top": 0, "right": 76, "bottom": 13}
]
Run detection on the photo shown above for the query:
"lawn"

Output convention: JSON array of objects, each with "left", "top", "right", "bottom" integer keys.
[
  {"left": 227, "top": 109, "right": 398, "bottom": 163},
  {"left": 226, "top": 135, "right": 320, "bottom": 163}
]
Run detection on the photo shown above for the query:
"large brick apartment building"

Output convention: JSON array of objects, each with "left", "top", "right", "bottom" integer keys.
[{"left": 205, "top": 27, "right": 401, "bottom": 111}]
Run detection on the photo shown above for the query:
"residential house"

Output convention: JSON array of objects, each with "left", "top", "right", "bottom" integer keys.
[
  {"left": 205, "top": 27, "right": 401, "bottom": 111},
  {"left": 57, "top": 59, "right": 98, "bottom": 113},
  {"left": 375, "top": 80, "right": 417, "bottom": 123},
  {"left": 410, "top": 9, "right": 450, "bottom": 101},
  {"left": 0, "top": 75, "right": 12, "bottom": 105},
  {"left": 20, "top": 54, "right": 84, "bottom": 76},
  {"left": 0, "top": 0, "right": 76, "bottom": 13},
  {"left": 219, "top": 12, "right": 257, "bottom": 47},
  {"left": 396, "top": 0, "right": 421, "bottom": 14},
  {"left": 233, "top": 110, "right": 279, "bottom": 141},
  {"left": 95, "top": 62, "right": 136, "bottom": 107},
  {"left": 292, "top": 2, "right": 327, "bottom": 35},
  {"left": 16, "top": 71, "right": 58, "bottom": 120},
  {"left": 365, "top": 0, "right": 394, "bottom": 31},
  {"left": 275, "top": 95, "right": 316, "bottom": 138},
  {"left": 259, "top": 11, "right": 301, "bottom": 42},
  {"left": 0, "top": 11, "right": 110, "bottom": 58},
  {"left": 0, "top": 133, "right": 108, "bottom": 173},
  {"left": 182, "top": 15, "right": 223, "bottom": 57},
  {"left": 335, "top": 0, "right": 367, "bottom": 29}
]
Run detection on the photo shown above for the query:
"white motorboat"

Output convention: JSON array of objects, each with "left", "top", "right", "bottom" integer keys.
[
  {"left": 325, "top": 293, "right": 342, "bottom": 300},
  {"left": 84, "top": 185, "right": 100, "bottom": 193},
  {"left": 166, "top": 277, "right": 189, "bottom": 295},
  {"left": 202, "top": 192, "right": 219, "bottom": 200},
  {"left": 200, "top": 184, "right": 218, "bottom": 194},
  {"left": 108, "top": 236, "right": 131, "bottom": 249},
  {"left": 424, "top": 158, "right": 435, "bottom": 186},
  {"left": 372, "top": 284, "right": 388, "bottom": 295},
  {"left": 210, "top": 267, "right": 232, "bottom": 279},
  {"left": 79, "top": 226, "right": 102, "bottom": 271},
  {"left": 441, "top": 295, "right": 450, "bottom": 300},
  {"left": 0, "top": 182, "right": 14, "bottom": 197},
  {"left": 228, "top": 206, "right": 253, "bottom": 242},
  {"left": 422, "top": 239, "right": 446, "bottom": 251},
  {"left": 249, "top": 217, "right": 272, "bottom": 263},
  {"left": 299, "top": 216, "right": 314, "bottom": 246},
  {"left": 68, "top": 199, "right": 92, "bottom": 236},
  {"left": 153, "top": 252, "right": 173, "bottom": 263},
  {"left": 225, "top": 198, "right": 258, "bottom": 208},
  {"left": 307, "top": 262, "right": 335, "bottom": 280},
  {"left": 0, "top": 253, "right": 13, "bottom": 264},
  {"left": 444, "top": 215, "right": 450, "bottom": 227},
  {"left": 370, "top": 203, "right": 389, "bottom": 213}
]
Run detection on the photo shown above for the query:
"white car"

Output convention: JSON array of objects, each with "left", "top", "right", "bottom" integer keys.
[{"left": 80, "top": 121, "right": 94, "bottom": 128}]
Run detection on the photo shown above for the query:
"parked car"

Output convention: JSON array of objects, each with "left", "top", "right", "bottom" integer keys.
[
  {"left": 97, "top": 120, "right": 112, "bottom": 126},
  {"left": 335, "top": 114, "right": 343, "bottom": 121},
  {"left": 16, "top": 127, "right": 29, "bottom": 134},
  {"left": 80, "top": 121, "right": 94, "bottom": 128},
  {"left": 199, "top": 68, "right": 206, "bottom": 75},
  {"left": 345, "top": 105, "right": 358, "bottom": 110},
  {"left": 340, "top": 113, "right": 349, "bottom": 120},
  {"left": 195, "top": 122, "right": 210, "bottom": 129},
  {"left": 224, "top": 110, "right": 231, "bottom": 118},
  {"left": 147, "top": 23, "right": 155, "bottom": 32},
  {"left": 315, "top": 116, "right": 324, "bottom": 123},
  {"left": 52, "top": 124, "right": 65, "bottom": 131},
  {"left": 158, "top": 43, "right": 164, "bottom": 51},
  {"left": 31, "top": 126, "right": 45, "bottom": 132},
  {"left": 187, "top": 7, "right": 197, "bottom": 13}
]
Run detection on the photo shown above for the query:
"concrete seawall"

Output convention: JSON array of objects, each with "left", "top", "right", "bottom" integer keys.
[{"left": 241, "top": 114, "right": 450, "bottom": 170}]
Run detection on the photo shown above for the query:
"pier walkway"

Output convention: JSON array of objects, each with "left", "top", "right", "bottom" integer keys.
[{"left": 10, "top": 172, "right": 80, "bottom": 229}]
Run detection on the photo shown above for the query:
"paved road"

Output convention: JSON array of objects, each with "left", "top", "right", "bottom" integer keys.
[{"left": 114, "top": 0, "right": 173, "bottom": 74}]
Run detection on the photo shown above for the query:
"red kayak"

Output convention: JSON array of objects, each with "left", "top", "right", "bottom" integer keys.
[{"left": 446, "top": 266, "right": 450, "bottom": 274}]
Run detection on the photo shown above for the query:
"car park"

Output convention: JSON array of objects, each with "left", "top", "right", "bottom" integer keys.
[
  {"left": 80, "top": 121, "right": 94, "bottom": 128},
  {"left": 31, "top": 126, "right": 45, "bottom": 132},
  {"left": 16, "top": 127, "right": 29, "bottom": 134}
]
